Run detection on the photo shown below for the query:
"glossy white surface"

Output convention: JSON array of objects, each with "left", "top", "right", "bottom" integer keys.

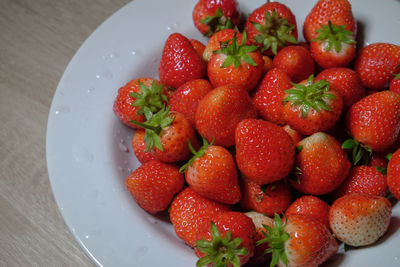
[{"left": 46, "top": 0, "right": 400, "bottom": 266}]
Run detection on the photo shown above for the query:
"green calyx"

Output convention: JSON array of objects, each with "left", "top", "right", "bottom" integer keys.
[
  {"left": 283, "top": 74, "right": 336, "bottom": 118},
  {"left": 130, "top": 107, "right": 174, "bottom": 152},
  {"left": 130, "top": 80, "right": 168, "bottom": 116},
  {"left": 179, "top": 138, "right": 214, "bottom": 173},
  {"left": 256, "top": 214, "right": 290, "bottom": 267},
  {"left": 196, "top": 222, "right": 248, "bottom": 267},
  {"left": 214, "top": 31, "right": 259, "bottom": 68},
  {"left": 251, "top": 9, "right": 298, "bottom": 55},
  {"left": 341, "top": 138, "right": 372, "bottom": 166},
  {"left": 312, "top": 21, "right": 355, "bottom": 53},
  {"left": 201, "top": 7, "right": 234, "bottom": 37}
]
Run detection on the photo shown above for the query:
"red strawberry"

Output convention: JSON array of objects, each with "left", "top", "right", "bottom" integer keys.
[
  {"left": 235, "top": 119, "right": 295, "bottom": 184},
  {"left": 245, "top": 2, "right": 298, "bottom": 55},
  {"left": 329, "top": 193, "right": 392, "bottom": 246},
  {"left": 181, "top": 138, "right": 241, "bottom": 205},
  {"left": 291, "top": 132, "right": 351, "bottom": 195},
  {"left": 190, "top": 38, "right": 206, "bottom": 58},
  {"left": 125, "top": 160, "right": 184, "bottom": 214},
  {"left": 252, "top": 68, "right": 292, "bottom": 125},
  {"left": 368, "top": 152, "right": 389, "bottom": 169},
  {"left": 316, "top": 67, "right": 365, "bottom": 110},
  {"left": 113, "top": 78, "right": 169, "bottom": 129},
  {"left": 207, "top": 31, "right": 264, "bottom": 92},
  {"left": 390, "top": 71, "right": 400, "bottom": 94},
  {"left": 282, "top": 124, "right": 304, "bottom": 145},
  {"left": 195, "top": 211, "right": 256, "bottom": 267},
  {"left": 203, "top": 29, "right": 241, "bottom": 62},
  {"left": 195, "top": 85, "right": 257, "bottom": 147},
  {"left": 282, "top": 74, "right": 343, "bottom": 135},
  {"left": 273, "top": 45, "right": 315, "bottom": 83},
  {"left": 388, "top": 149, "right": 400, "bottom": 200},
  {"left": 258, "top": 214, "right": 338, "bottom": 267},
  {"left": 346, "top": 90, "right": 400, "bottom": 152},
  {"left": 169, "top": 187, "right": 230, "bottom": 247},
  {"left": 131, "top": 129, "right": 157, "bottom": 164},
  {"left": 168, "top": 79, "right": 212, "bottom": 125},
  {"left": 240, "top": 178, "right": 291, "bottom": 217},
  {"left": 285, "top": 195, "right": 331, "bottom": 229},
  {"left": 303, "top": 0, "right": 356, "bottom": 43},
  {"left": 262, "top": 55, "right": 274, "bottom": 74},
  {"left": 192, "top": 0, "right": 240, "bottom": 37},
  {"left": 354, "top": 43, "right": 400, "bottom": 90},
  {"left": 158, "top": 33, "right": 206, "bottom": 89},
  {"left": 332, "top": 166, "right": 388, "bottom": 198}
]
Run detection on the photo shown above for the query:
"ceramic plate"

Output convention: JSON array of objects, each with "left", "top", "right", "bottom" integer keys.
[{"left": 46, "top": 0, "right": 400, "bottom": 266}]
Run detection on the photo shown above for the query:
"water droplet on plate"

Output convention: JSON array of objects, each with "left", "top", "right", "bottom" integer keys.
[
  {"left": 72, "top": 146, "right": 94, "bottom": 163},
  {"left": 59, "top": 91, "right": 64, "bottom": 96},
  {"left": 55, "top": 105, "right": 70, "bottom": 115},
  {"left": 85, "top": 235, "right": 89, "bottom": 239},
  {"left": 87, "top": 86, "right": 95, "bottom": 94},
  {"left": 119, "top": 142, "right": 129, "bottom": 152},
  {"left": 95, "top": 69, "right": 113, "bottom": 80}
]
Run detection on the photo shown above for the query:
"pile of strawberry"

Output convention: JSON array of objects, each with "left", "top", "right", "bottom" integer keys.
[{"left": 113, "top": 0, "right": 400, "bottom": 266}]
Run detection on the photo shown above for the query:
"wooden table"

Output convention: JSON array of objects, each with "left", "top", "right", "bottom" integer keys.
[{"left": 0, "top": 0, "right": 130, "bottom": 265}]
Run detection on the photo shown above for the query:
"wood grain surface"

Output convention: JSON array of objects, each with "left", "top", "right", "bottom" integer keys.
[{"left": 0, "top": 0, "right": 130, "bottom": 265}]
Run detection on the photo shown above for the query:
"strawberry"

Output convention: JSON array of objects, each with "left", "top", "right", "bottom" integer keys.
[
  {"left": 388, "top": 149, "right": 400, "bottom": 200},
  {"left": 258, "top": 214, "right": 338, "bottom": 267},
  {"left": 207, "top": 31, "right": 264, "bottom": 92},
  {"left": 346, "top": 90, "right": 400, "bottom": 152},
  {"left": 235, "top": 119, "right": 295, "bottom": 185},
  {"left": 131, "top": 108, "right": 199, "bottom": 163},
  {"left": 203, "top": 29, "right": 241, "bottom": 62},
  {"left": 354, "top": 43, "right": 400, "bottom": 90},
  {"left": 262, "top": 55, "right": 274, "bottom": 74},
  {"left": 125, "top": 160, "right": 184, "bottom": 214},
  {"left": 282, "top": 124, "right": 304, "bottom": 145},
  {"left": 245, "top": 2, "right": 298, "bottom": 55},
  {"left": 282, "top": 74, "right": 343, "bottom": 135},
  {"left": 158, "top": 33, "right": 206, "bottom": 89},
  {"left": 169, "top": 187, "right": 231, "bottom": 247},
  {"left": 368, "top": 152, "right": 389, "bottom": 169},
  {"left": 240, "top": 178, "right": 291, "bottom": 217},
  {"left": 131, "top": 129, "right": 157, "bottom": 164},
  {"left": 181, "top": 138, "right": 241, "bottom": 205},
  {"left": 190, "top": 38, "right": 206, "bottom": 58},
  {"left": 252, "top": 68, "right": 292, "bottom": 125},
  {"left": 192, "top": 0, "right": 240, "bottom": 37},
  {"left": 195, "top": 85, "right": 257, "bottom": 147},
  {"left": 113, "top": 78, "right": 169, "bottom": 129},
  {"left": 273, "top": 45, "right": 315, "bottom": 83},
  {"left": 168, "top": 79, "right": 212, "bottom": 125},
  {"left": 316, "top": 67, "right": 365, "bottom": 110},
  {"left": 332, "top": 166, "right": 388, "bottom": 199},
  {"left": 389, "top": 71, "right": 400, "bottom": 94},
  {"left": 290, "top": 132, "right": 351, "bottom": 195},
  {"left": 329, "top": 193, "right": 392, "bottom": 246},
  {"left": 303, "top": 0, "right": 356, "bottom": 43},
  {"left": 285, "top": 195, "right": 331, "bottom": 229},
  {"left": 195, "top": 211, "right": 256, "bottom": 267}
]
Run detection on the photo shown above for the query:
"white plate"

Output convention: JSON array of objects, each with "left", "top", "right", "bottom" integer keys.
[{"left": 46, "top": 0, "right": 400, "bottom": 266}]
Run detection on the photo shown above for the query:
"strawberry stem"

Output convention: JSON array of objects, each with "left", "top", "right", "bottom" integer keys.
[{"left": 179, "top": 138, "right": 214, "bottom": 173}]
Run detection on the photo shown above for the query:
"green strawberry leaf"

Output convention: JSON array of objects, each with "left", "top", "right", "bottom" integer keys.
[
  {"left": 312, "top": 21, "right": 355, "bottom": 53},
  {"left": 179, "top": 138, "right": 214, "bottom": 173},
  {"left": 131, "top": 80, "right": 167, "bottom": 116},
  {"left": 341, "top": 138, "right": 372, "bottom": 166},
  {"left": 200, "top": 8, "right": 235, "bottom": 37}
]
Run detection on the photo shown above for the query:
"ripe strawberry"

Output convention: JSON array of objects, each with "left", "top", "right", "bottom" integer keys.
[
  {"left": 252, "top": 68, "right": 292, "bottom": 125},
  {"left": 131, "top": 129, "right": 157, "bottom": 164},
  {"left": 332, "top": 166, "right": 388, "bottom": 198},
  {"left": 235, "top": 119, "right": 295, "bottom": 184},
  {"left": 195, "top": 211, "right": 256, "bottom": 267},
  {"left": 240, "top": 178, "right": 291, "bottom": 217},
  {"left": 346, "top": 90, "right": 400, "bottom": 152},
  {"left": 262, "top": 55, "right": 274, "bottom": 74},
  {"left": 168, "top": 79, "right": 212, "bottom": 125},
  {"left": 181, "top": 138, "right": 241, "bottom": 205},
  {"left": 125, "top": 160, "right": 184, "bottom": 214},
  {"left": 273, "top": 45, "right": 315, "bottom": 83},
  {"left": 282, "top": 124, "right": 304, "bottom": 145},
  {"left": 390, "top": 71, "right": 400, "bottom": 94},
  {"left": 245, "top": 2, "right": 298, "bottom": 55},
  {"left": 329, "top": 193, "right": 392, "bottom": 246},
  {"left": 113, "top": 78, "right": 169, "bottom": 129},
  {"left": 388, "top": 149, "right": 400, "bottom": 200},
  {"left": 192, "top": 0, "right": 240, "bottom": 37},
  {"left": 158, "top": 33, "right": 206, "bottom": 89},
  {"left": 169, "top": 187, "right": 230, "bottom": 247},
  {"left": 190, "top": 39, "right": 206, "bottom": 58},
  {"left": 285, "top": 195, "right": 331, "bottom": 229},
  {"left": 303, "top": 0, "right": 356, "bottom": 43},
  {"left": 207, "top": 31, "right": 264, "bottom": 92},
  {"left": 203, "top": 29, "right": 241, "bottom": 62},
  {"left": 282, "top": 74, "right": 343, "bottom": 135},
  {"left": 354, "top": 43, "right": 400, "bottom": 90},
  {"left": 131, "top": 108, "right": 199, "bottom": 163},
  {"left": 195, "top": 85, "right": 257, "bottom": 147},
  {"left": 368, "top": 152, "right": 389, "bottom": 169},
  {"left": 258, "top": 214, "right": 338, "bottom": 267},
  {"left": 290, "top": 132, "right": 351, "bottom": 195},
  {"left": 316, "top": 67, "right": 365, "bottom": 110}
]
